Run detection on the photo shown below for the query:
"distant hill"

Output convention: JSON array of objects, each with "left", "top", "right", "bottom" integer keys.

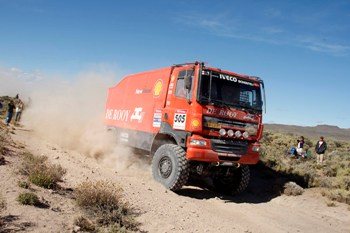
[{"left": 264, "top": 124, "right": 350, "bottom": 142}]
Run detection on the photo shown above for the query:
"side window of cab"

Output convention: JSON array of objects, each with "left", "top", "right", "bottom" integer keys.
[{"left": 175, "top": 69, "right": 193, "bottom": 99}]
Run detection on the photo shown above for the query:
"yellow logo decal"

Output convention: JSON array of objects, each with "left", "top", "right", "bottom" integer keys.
[
  {"left": 153, "top": 79, "right": 163, "bottom": 97},
  {"left": 191, "top": 119, "right": 200, "bottom": 128}
]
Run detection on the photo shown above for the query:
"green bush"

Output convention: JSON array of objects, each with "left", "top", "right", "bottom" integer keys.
[
  {"left": 18, "top": 180, "right": 31, "bottom": 189},
  {"left": 29, "top": 172, "right": 55, "bottom": 189},
  {"left": 17, "top": 192, "right": 40, "bottom": 206}
]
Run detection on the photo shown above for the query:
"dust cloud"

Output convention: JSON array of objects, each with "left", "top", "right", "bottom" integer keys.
[{"left": 1, "top": 67, "right": 149, "bottom": 172}]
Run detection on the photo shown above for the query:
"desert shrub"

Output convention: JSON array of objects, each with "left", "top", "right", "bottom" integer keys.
[
  {"left": 74, "top": 216, "right": 96, "bottom": 232},
  {"left": 75, "top": 180, "right": 139, "bottom": 232},
  {"left": 19, "top": 152, "right": 66, "bottom": 189},
  {"left": 323, "top": 189, "right": 350, "bottom": 205},
  {"left": 0, "top": 194, "right": 6, "bottom": 212},
  {"left": 18, "top": 180, "right": 31, "bottom": 189},
  {"left": 261, "top": 130, "right": 350, "bottom": 205},
  {"left": 17, "top": 192, "right": 40, "bottom": 206},
  {"left": 283, "top": 182, "right": 304, "bottom": 196},
  {"left": 29, "top": 172, "right": 56, "bottom": 189},
  {"left": 326, "top": 201, "right": 336, "bottom": 207},
  {"left": 324, "top": 165, "right": 338, "bottom": 177}
]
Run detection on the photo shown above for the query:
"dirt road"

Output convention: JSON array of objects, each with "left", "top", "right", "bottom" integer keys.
[{"left": 2, "top": 126, "right": 349, "bottom": 233}]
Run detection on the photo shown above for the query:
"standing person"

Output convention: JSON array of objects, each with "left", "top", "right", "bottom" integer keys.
[
  {"left": 5, "top": 100, "right": 15, "bottom": 126},
  {"left": 15, "top": 100, "right": 24, "bottom": 123},
  {"left": 315, "top": 136, "right": 327, "bottom": 165}
]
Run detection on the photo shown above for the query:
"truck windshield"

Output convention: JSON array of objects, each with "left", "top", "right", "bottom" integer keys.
[{"left": 198, "top": 69, "right": 263, "bottom": 112}]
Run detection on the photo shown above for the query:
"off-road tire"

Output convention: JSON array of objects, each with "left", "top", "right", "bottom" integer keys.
[
  {"left": 152, "top": 144, "right": 189, "bottom": 191},
  {"left": 212, "top": 165, "right": 250, "bottom": 195}
]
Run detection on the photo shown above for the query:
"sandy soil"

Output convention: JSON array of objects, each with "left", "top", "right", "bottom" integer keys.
[{"left": 1, "top": 124, "right": 350, "bottom": 233}]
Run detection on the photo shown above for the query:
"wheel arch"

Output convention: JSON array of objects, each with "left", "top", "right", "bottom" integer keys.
[{"left": 151, "top": 133, "right": 177, "bottom": 157}]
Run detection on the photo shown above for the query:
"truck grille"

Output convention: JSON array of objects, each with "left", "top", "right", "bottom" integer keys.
[
  {"left": 211, "top": 139, "right": 248, "bottom": 154},
  {"left": 203, "top": 116, "right": 249, "bottom": 129}
]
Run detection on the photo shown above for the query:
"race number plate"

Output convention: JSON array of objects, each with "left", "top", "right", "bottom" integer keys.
[{"left": 173, "top": 110, "right": 187, "bottom": 130}]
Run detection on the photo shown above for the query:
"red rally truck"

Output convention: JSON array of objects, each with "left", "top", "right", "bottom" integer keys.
[{"left": 105, "top": 61, "right": 266, "bottom": 195}]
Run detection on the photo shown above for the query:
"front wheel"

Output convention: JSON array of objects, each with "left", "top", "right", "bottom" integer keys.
[
  {"left": 212, "top": 165, "right": 250, "bottom": 195},
  {"left": 152, "top": 144, "right": 189, "bottom": 191}
]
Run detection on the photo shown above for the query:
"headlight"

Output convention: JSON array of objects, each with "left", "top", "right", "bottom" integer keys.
[
  {"left": 252, "top": 146, "right": 260, "bottom": 152},
  {"left": 235, "top": 130, "right": 242, "bottom": 138},
  {"left": 190, "top": 139, "right": 207, "bottom": 146},
  {"left": 245, "top": 124, "right": 258, "bottom": 135},
  {"left": 219, "top": 128, "right": 226, "bottom": 136},
  {"left": 243, "top": 131, "right": 249, "bottom": 139},
  {"left": 227, "top": 129, "right": 234, "bottom": 137}
]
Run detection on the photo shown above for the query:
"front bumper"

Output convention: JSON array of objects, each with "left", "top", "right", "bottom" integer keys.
[{"left": 186, "top": 134, "right": 260, "bottom": 164}]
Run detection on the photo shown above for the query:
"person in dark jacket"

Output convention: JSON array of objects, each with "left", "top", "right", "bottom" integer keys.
[
  {"left": 315, "top": 136, "right": 327, "bottom": 165},
  {"left": 5, "top": 100, "right": 15, "bottom": 126}
]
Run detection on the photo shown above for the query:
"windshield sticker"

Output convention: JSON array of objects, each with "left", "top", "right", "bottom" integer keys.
[
  {"left": 173, "top": 110, "right": 187, "bottom": 130},
  {"left": 218, "top": 74, "right": 254, "bottom": 86}
]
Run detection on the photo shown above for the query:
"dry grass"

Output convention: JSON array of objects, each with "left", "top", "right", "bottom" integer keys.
[
  {"left": 75, "top": 180, "right": 139, "bottom": 232},
  {"left": 283, "top": 182, "right": 304, "bottom": 196},
  {"left": 261, "top": 130, "right": 350, "bottom": 204},
  {"left": 19, "top": 152, "right": 66, "bottom": 189},
  {"left": 0, "top": 194, "right": 6, "bottom": 213},
  {"left": 17, "top": 192, "right": 40, "bottom": 206}
]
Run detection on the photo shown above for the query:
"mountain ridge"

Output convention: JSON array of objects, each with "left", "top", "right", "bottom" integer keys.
[{"left": 264, "top": 123, "right": 350, "bottom": 141}]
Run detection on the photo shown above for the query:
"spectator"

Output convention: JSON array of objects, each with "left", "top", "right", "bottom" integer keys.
[
  {"left": 15, "top": 100, "right": 24, "bottom": 123},
  {"left": 5, "top": 100, "right": 15, "bottom": 126},
  {"left": 296, "top": 136, "right": 304, "bottom": 157},
  {"left": 315, "top": 136, "right": 327, "bottom": 165}
]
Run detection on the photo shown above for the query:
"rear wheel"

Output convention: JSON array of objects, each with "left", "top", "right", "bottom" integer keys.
[
  {"left": 152, "top": 144, "right": 189, "bottom": 191},
  {"left": 212, "top": 165, "right": 250, "bottom": 195}
]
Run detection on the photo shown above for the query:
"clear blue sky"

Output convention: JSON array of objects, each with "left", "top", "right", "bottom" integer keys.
[{"left": 1, "top": 0, "right": 350, "bottom": 128}]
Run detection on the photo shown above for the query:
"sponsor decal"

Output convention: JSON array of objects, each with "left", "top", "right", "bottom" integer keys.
[
  {"left": 106, "top": 107, "right": 144, "bottom": 123},
  {"left": 191, "top": 119, "right": 200, "bottom": 128},
  {"left": 153, "top": 109, "right": 162, "bottom": 128},
  {"left": 135, "top": 89, "right": 152, "bottom": 94},
  {"left": 243, "top": 113, "right": 257, "bottom": 121},
  {"left": 219, "top": 74, "right": 237, "bottom": 82},
  {"left": 169, "top": 83, "right": 174, "bottom": 89},
  {"left": 219, "top": 74, "right": 254, "bottom": 86},
  {"left": 153, "top": 79, "right": 163, "bottom": 97},
  {"left": 105, "top": 109, "right": 130, "bottom": 122},
  {"left": 206, "top": 108, "right": 237, "bottom": 118},
  {"left": 173, "top": 109, "right": 187, "bottom": 130},
  {"left": 120, "top": 132, "right": 129, "bottom": 142},
  {"left": 205, "top": 122, "right": 221, "bottom": 129},
  {"left": 130, "top": 107, "right": 145, "bottom": 123},
  {"left": 167, "top": 90, "right": 173, "bottom": 95},
  {"left": 218, "top": 152, "right": 241, "bottom": 157}
]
